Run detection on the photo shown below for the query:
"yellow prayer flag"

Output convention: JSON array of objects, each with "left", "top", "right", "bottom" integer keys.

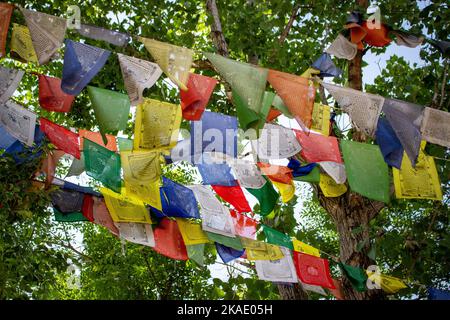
[
  {"left": 10, "top": 23, "right": 38, "bottom": 63},
  {"left": 292, "top": 239, "right": 320, "bottom": 257},
  {"left": 139, "top": 37, "right": 193, "bottom": 91},
  {"left": 123, "top": 180, "right": 162, "bottom": 210},
  {"left": 319, "top": 173, "right": 347, "bottom": 197},
  {"left": 366, "top": 271, "right": 407, "bottom": 294},
  {"left": 121, "top": 150, "right": 161, "bottom": 183},
  {"left": 100, "top": 187, "right": 152, "bottom": 224},
  {"left": 311, "top": 103, "right": 331, "bottom": 136},
  {"left": 176, "top": 218, "right": 210, "bottom": 245},
  {"left": 241, "top": 238, "right": 284, "bottom": 261},
  {"left": 133, "top": 98, "right": 182, "bottom": 151},
  {"left": 300, "top": 67, "right": 320, "bottom": 87},
  {"left": 272, "top": 180, "right": 295, "bottom": 203}
]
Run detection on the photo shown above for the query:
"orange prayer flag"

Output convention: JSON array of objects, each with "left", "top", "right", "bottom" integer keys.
[
  {"left": 78, "top": 129, "right": 117, "bottom": 152},
  {"left": 257, "top": 162, "right": 293, "bottom": 185}
]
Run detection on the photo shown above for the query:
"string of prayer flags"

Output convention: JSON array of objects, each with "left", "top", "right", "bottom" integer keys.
[
  {"left": 92, "top": 196, "right": 119, "bottom": 236},
  {"left": 311, "top": 103, "right": 331, "bottom": 136},
  {"left": 311, "top": 53, "right": 342, "bottom": 78},
  {"left": 340, "top": 140, "right": 390, "bottom": 203},
  {"left": 0, "top": 3, "right": 13, "bottom": 58},
  {"left": 83, "top": 138, "right": 121, "bottom": 192},
  {"left": 206, "top": 232, "right": 243, "bottom": 251},
  {"left": 230, "top": 210, "right": 257, "bottom": 240},
  {"left": 420, "top": 107, "right": 450, "bottom": 148},
  {"left": 246, "top": 177, "right": 279, "bottom": 216},
  {"left": 231, "top": 159, "right": 266, "bottom": 189},
  {"left": 382, "top": 98, "right": 424, "bottom": 167},
  {"left": 325, "top": 34, "right": 357, "bottom": 60},
  {"left": 318, "top": 161, "right": 347, "bottom": 184},
  {"left": 267, "top": 69, "right": 315, "bottom": 129},
  {"left": 10, "top": 24, "right": 39, "bottom": 63},
  {"left": 319, "top": 173, "right": 347, "bottom": 197},
  {"left": 0, "top": 101, "right": 36, "bottom": 147},
  {"left": 38, "top": 75, "right": 75, "bottom": 112},
  {"left": 61, "top": 40, "right": 111, "bottom": 95},
  {"left": 158, "top": 178, "right": 199, "bottom": 219},
  {"left": 0, "top": 66, "right": 25, "bottom": 103},
  {"left": 20, "top": 7, "right": 67, "bottom": 65},
  {"left": 189, "top": 184, "right": 235, "bottom": 237},
  {"left": 251, "top": 123, "right": 302, "bottom": 160},
  {"left": 272, "top": 180, "right": 295, "bottom": 203},
  {"left": 134, "top": 98, "right": 181, "bottom": 151},
  {"left": 117, "top": 53, "right": 162, "bottom": 106},
  {"left": 258, "top": 163, "right": 293, "bottom": 185},
  {"left": 339, "top": 263, "right": 368, "bottom": 292},
  {"left": 255, "top": 247, "right": 298, "bottom": 283},
  {"left": 295, "top": 130, "right": 343, "bottom": 164},
  {"left": 140, "top": 37, "right": 193, "bottom": 90},
  {"left": 211, "top": 184, "right": 252, "bottom": 213},
  {"left": 375, "top": 117, "right": 404, "bottom": 169},
  {"left": 262, "top": 225, "right": 293, "bottom": 250},
  {"left": 100, "top": 187, "right": 151, "bottom": 223},
  {"left": 153, "top": 218, "right": 188, "bottom": 261},
  {"left": 181, "top": 73, "right": 218, "bottom": 120},
  {"left": 393, "top": 146, "right": 442, "bottom": 201},
  {"left": 76, "top": 24, "right": 131, "bottom": 47},
  {"left": 293, "top": 252, "right": 336, "bottom": 289},
  {"left": 53, "top": 207, "right": 88, "bottom": 222},
  {"left": 322, "top": 82, "right": 384, "bottom": 137},
  {"left": 240, "top": 238, "right": 284, "bottom": 261},
  {"left": 204, "top": 52, "right": 268, "bottom": 114},
  {"left": 292, "top": 239, "right": 320, "bottom": 257},
  {"left": 366, "top": 271, "right": 407, "bottom": 294},
  {"left": 287, "top": 158, "right": 317, "bottom": 179},
  {"left": 50, "top": 188, "right": 84, "bottom": 213},
  {"left": 428, "top": 288, "right": 450, "bottom": 300},
  {"left": 197, "top": 158, "right": 237, "bottom": 187},
  {"left": 115, "top": 222, "right": 155, "bottom": 247},
  {"left": 215, "top": 243, "right": 245, "bottom": 263},
  {"left": 187, "top": 244, "right": 206, "bottom": 266},
  {"left": 176, "top": 218, "right": 209, "bottom": 245},
  {"left": 389, "top": 30, "right": 424, "bottom": 48},
  {"left": 361, "top": 21, "right": 392, "bottom": 47},
  {"left": 79, "top": 129, "right": 117, "bottom": 152}
]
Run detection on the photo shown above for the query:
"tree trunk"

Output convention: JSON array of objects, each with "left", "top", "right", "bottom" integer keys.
[{"left": 277, "top": 283, "right": 309, "bottom": 300}]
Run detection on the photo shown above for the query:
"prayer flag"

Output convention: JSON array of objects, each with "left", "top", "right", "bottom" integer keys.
[
  {"left": 187, "top": 244, "right": 206, "bottom": 266},
  {"left": 311, "top": 103, "right": 331, "bottom": 136},
  {"left": 251, "top": 123, "right": 301, "bottom": 160},
  {"left": 38, "top": 74, "right": 75, "bottom": 112},
  {"left": 76, "top": 24, "right": 130, "bottom": 47},
  {"left": 0, "top": 66, "right": 24, "bottom": 103},
  {"left": 206, "top": 232, "right": 243, "bottom": 250},
  {"left": 159, "top": 177, "right": 200, "bottom": 219},
  {"left": 295, "top": 130, "right": 343, "bottom": 163},
  {"left": 211, "top": 184, "right": 252, "bottom": 213},
  {"left": 115, "top": 222, "right": 155, "bottom": 247},
  {"left": 197, "top": 160, "right": 237, "bottom": 186},
  {"left": 230, "top": 210, "right": 257, "bottom": 239},
  {"left": 287, "top": 158, "right": 317, "bottom": 179},
  {"left": 92, "top": 196, "right": 119, "bottom": 236},
  {"left": 262, "top": 225, "right": 293, "bottom": 250},
  {"left": 292, "top": 239, "right": 320, "bottom": 257},
  {"left": 325, "top": 34, "right": 357, "bottom": 60},
  {"left": 255, "top": 247, "right": 298, "bottom": 283},
  {"left": 318, "top": 161, "right": 347, "bottom": 184},
  {"left": 53, "top": 207, "right": 88, "bottom": 222},
  {"left": 420, "top": 107, "right": 450, "bottom": 148},
  {"left": 79, "top": 129, "right": 117, "bottom": 152},
  {"left": 153, "top": 217, "right": 188, "bottom": 260},
  {"left": 231, "top": 159, "right": 266, "bottom": 189},
  {"left": 176, "top": 218, "right": 209, "bottom": 245},
  {"left": 390, "top": 30, "right": 424, "bottom": 48},
  {"left": 50, "top": 188, "right": 84, "bottom": 213},
  {"left": 246, "top": 177, "right": 279, "bottom": 217},
  {"left": 311, "top": 53, "right": 342, "bottom": 77},
  {"left": 0, "top": 100, "right": 36, "bottom": 147},
  {"left": 215, "top": 243, "right": 245, "bottom": 263},
  {"left": 241, "top": 238, "right": 284, "bottom": 261},
  {"left": 319, "top": 173, "right": 347, "bottom": 197},
  {"left": 375, "top": 117, "right": 404, "bottom": 169},
  {"left": 257, "top": 162, "right": 293, "bottom": 185},
  {"left": 366, "top": 271, "right": 407, "bottom": 294},
  {"left": 40, "top": 118, "right": 80, "bottom": 158},
  {"left": 180, "top": 73, "right": 218, "bottom": 120},
  {"left": 10, "top": 23, "right": 39, "bottom": 63},
  {"left": 361, "top": 21, "right": 392, "bottom": 47},
  {"left": 293, "top": 252, "right": 335, "bottom": 289},
  {"left": 272, "top": 180, "right": 295, "bottom": 203},
  {"left": 428, "top": 288, "right": 450, "bottom": 300},
  {"left": 339, "top": 263, "right": 368, "bottom": 292},
  {"left": 0, "top": 3, "right": 13, "bottom": 58}
]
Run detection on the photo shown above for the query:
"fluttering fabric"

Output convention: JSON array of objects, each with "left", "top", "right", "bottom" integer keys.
[
  {"left": 205, "top": 52, "right": 268, "bottom": 114},
  {"left": 20, "top": 8, "right": 67, "bottom": 65},
  {"left": 420, "top": 107, "right": 450, "bottom": 148},
  {"left": 190, "top": 111, "right": 238, "bottom": 162},
  {"left": 251, "top": 123, "right": 302, "bottom": 160},
  {"left": 83, "top": 138, "right": 121, "bottom": 192},
  {"left": 39, "top": 150, "right": 65, "bottom": 187},
  {"left": 255, "top": 247, "right": 298, "bottom": 283},
  {"left": 0, "top": 3, "right": 13, "bottom": 58},
  {"left": 428, "top": 288, "right": 450, "bottom": 300},
  {"left": 366, "top": 271, "right": 407, "bottom": 294},
  {"left": 319, "top": 161, "right": 347, "bottom": 184},
  {"left": 0, "top": 124, "right": 42, "bottom": 163},
  {"left": 262, "top": 225, "right": 293, "bottom": 250},
  {"left": 240, "top": 238, "right": 284, "bottom": 261},
  {"left": 234, "top": 90, "right": 275, "bottom": 134},
  {"left": 81, "top": 194, "right": 94, "bottom": 222},
  {"left": 153, "top": 218, "right": 188, "bottom": 261},
  {"left": 322, "top": 82, "right": 384, "bottom": 137},
  {"left": 272, "top": 180, "right": 295, "bottom": 203},
  {"left": 215, "top": 243, "right": 245, "bottom": 263},
  {"left": 116, "top": 222, "right": 155, "bottom": 247},
  {"left": 267, "top": 69, "right": 316, "bottom": 129},
  {"left": 10, "top": 23, "right": 39, "bottom": 63},
  {"left": 319, "top": 173, "right": 347, "bottom": 197},
  {"left": 0, "top": 100, "right": 36, "bottom": 149},
  {"left": 117, "top": 53, "right": 162, "bottom": 106},
  {"left": 0, "top": 66, "right": 25, "bottom": 103},
  {"left": 207, "top": 232, "right": 243, "bottom": 250},
  {"left": 295, "top": 130, "right": 343, "bottom": 163},
  {"left": 311, "top": 53, "right": 342, "bottom": 77},
  {"left": 287, "top": 158, "right": 317, "bottom": 178},
  {"left": 92, "top": 196, "right": 119, "bottom": 236},
  {"left": 66, "top": 155, "right": 85, "bottom": 177},
  {"left": 40, "top": 118, "right": 80, "bottom": 158},
  {"left": 62, "top": 180, "right": 101, "bottom": 197},
  {"left": 325, "top": 34, "right": 357, "bottom": 60},
  {"left": 271, "top": 94, "right": 293, "bottom": 118},
  {"left": 375, "top": 117, "right": 404, "bottom": 169},
  {"left": 211, "top": 184, "right": 252, "bottom": 213},
  {"left": 134, "top": 98, "right": 182, "bottom": 151},
  {"left": 339, "top": 263, "right": 368, "bottom": 292},
  {"left": 427, "top": 38, "right": 450, "bottom": 56},
  {"left": 176, "top": 218, "right": 209, "bottom": 245},
  {"left": 117, "top": 137, "right": 133, "bottom": 152},
  {"left": 38, "top": 74, "right": 75, "bottom": 112},
  {"left": 180, "top": 73, "right": 218, "bottom": 120},
  {"left": 230, "top": 159, "right": 266, "bottom": 189},
  {"left": 311, "top": 103, "right": 331, "bottom": 136},
  {"left": 140, "top": 37, "right": 193, "bottom": 90},
  {"left": 340, "top": 140, "right": 390, "bottom": 203},
  {"left": 197, "top": 155, "right": 237, "bottom": 186},
  {"left": 101, "top": 187, "right": 151, "bottom": 223},
  {"left": 61, "top": 40, "right": 111, "bottom": 95},
  {"left": 257, "top": 162, "right": 293, "bottom": 185},
  {"left": 79, "top": 129, "right": 117, "bottom": 152},
  {"left": 292, "top": 239, "right": 320, "bottom": 257},
  {"left": 76, "top": 24, "right": 131, "bottom": 46},
  {"left": 293, "top": 252, "right": 335, "bottom": 289},
  {"left": 344, "top": 22, "right": 366, "bottom": 50},
  {"left": 390, "top": 30, "right": 424, "bottom": 48},
  {"left": 51, "top": 188, "right": 84, "bottom": 213},
  {"left": 186, "top": 244, "right": 206, "bottom": 266},
  {"left": 53, "top": 208, "right": 88, "bottom": 222},
  {"left": 361, "top": 21, "right": 392, "bottom": 47},
  {"left": 246, "top": 178, "right": 279, "bottom": 217},
  {"left": 230, "top": 210, "right": 257, "bottom": 239},
  {"left": 157, "top": 178, "right": 200, "bottom": 219}
]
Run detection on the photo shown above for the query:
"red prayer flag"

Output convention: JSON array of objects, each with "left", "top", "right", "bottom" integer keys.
[
  {"left": 345, "top": 23, "right": 367, "bottom": 50},
  {"left": 82, "top": 194, "right": 94, "bottom": 222},
  {"left": 212, "top": 183, "right": 252, "bottom": 213},
  {"left": 38, "top": 74, "right": 75, "bottom": 112},
  {"left": 92, "top": 197, "right": 119, "bottom": 236},
  {"left": 230, "top": 210, "right": 257, "bottom": 239},
  {"left": 294, "top": 130, "right": 343, "bottom": 163},
  {"left": 0, "top": 3, "right": 14, "bottom": 58},
  {"left": 361, "top": 21, "right": 392, "bottom": 47},
  {"left": 40, "top": 118, "right": 81, "bottom": 159},
  {"left": 180, "top": 73, "right": 218, "bottom": 121},
  {"left": 79, "top": 129, "right": 117, "bottom": 151},
  {"left": 293, "top": 252, "right": 336, "bottom": 289},
  {"left": 257, "top": 162, "right": 293, "bottom": 185},
  {"left": 266, "top": 108, "right": 282, "bottom": 121},
  {"left": 153, "top": 218, "right": 188, "bottom": 261}
]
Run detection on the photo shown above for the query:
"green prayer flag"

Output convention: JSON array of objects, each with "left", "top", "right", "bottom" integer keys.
[
  {"left": 340, "top": 140, "right": 390, "bottom": 203},
  {"left": 294, "top": 166, "right": 320, "bottom": 183},
  {"left": 53, "top": 207, "right": 88, "bottom": 222},
  {"left": 206, "top": 232, "right": 243, "bottom": 251},
  {"left": 262, "top": 225, "right": 293, "bottom": 250},
  {"left": 117, "top": 137, "right": 133, "bottom": 152},
  {"left": 246, "top": 177, "right": 279, "bottom": 216},
  {"left": 205, "top": 52, "right": 268, "bottom": 114},
  {"left": 339, "top": 262, "right": 368, "bottom": 292},
  {"left": 272, "top": 95, "right": 293, "bottom": 118},
  {"left": 234, "top": 91, "right": 275, "bottom": 136},
  {"left": 187, "top": 243, "right": 205, "bottom": 266},
  {"left": 66, "top": 154, "right": 85, "bottom": 177},
  {"left": 83, "top": 138, "right": 122, "bottom": 193}
]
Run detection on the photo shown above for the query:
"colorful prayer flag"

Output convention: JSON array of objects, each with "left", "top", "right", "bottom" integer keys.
[
  {"left": 262, "top": 225, "right": 293, "bottom": 250},
  {"left": 206, "top": 232, "right": 243, "bottom": 250},
  {"left": 420, "top": 107, "right": 450, "bottom": 148},
  {"left": 212, "top": 184, "right": 252, "bottom": 213},
  {"left": 246, "top": 177, "right": 279, "bottom": 216},
  {"left": 251, "top": 123, "right": 301, "bottom": 160},
  {"left": 311, "top": 53, "right": 342, "bottom": 77},
  {"left": 293, "top": 252, "right": 335, "bottom": 289},
  {"left": 230, "top": 210, "right": 257, "bottom": 239},
  {"left": 159, "top": 177, "right": 200, "bottom": 219},
  {"left": 0, "top": 3, "right": 13, "bottom": 58},
  {"left": 10, "top": 23, "right": 39, "bottom": 63},
  {"left": 0, "top": 100, "right": 36, "bottom": 147},
  {"left": 215, "top": 243, "right": 245, "bottom": 263},
  {"left": 176, "top": 218, "right": 209, "bottom": 245},
  {"left": 38, "top": 74, "right": 75, "bottom": 112},
  {"left": 295, "top": 130, "right": 342, "bottom": 163},
  {"left": 311, "top": 103, "right": 331, "bottom": 136},
  {"left": 375, "top": 117, "right": 404, "bottom": 169},
  {"left": 115, "top": 222, "right": 155, "bottom": 247},
  {"left": 76, "top": 24, "right": 130, "bottom": 47},
  {"left": 319, "top": 173, "right": 347, "bottom": 197},
  {"left": 153, "top": 218, "right": 188, "bottom": 260},
  {"left": 181, "top": 73, "right": 218, "bottom": 120},
  {"left": 255, "top": 247, "right": 298, "bottom": 283},
  {"left": 240, "top": 238, "right": 284, "bottom": 261},
  {"left": 292, "top": 239, "right": 320, "bottom": 257},
  {"left": 339, "top": 263, "right": 368, "bottom": 292},
  {"left": 0, "top": 66, "right": 24, "bottom": 104}
]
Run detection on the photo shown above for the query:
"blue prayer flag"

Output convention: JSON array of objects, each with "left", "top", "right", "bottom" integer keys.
[
  {"left": 215, "top": 242, "right": 245, "bottom": 263},
  {"left": 376, "top": 117, "right": 404, "bottom": 169}
]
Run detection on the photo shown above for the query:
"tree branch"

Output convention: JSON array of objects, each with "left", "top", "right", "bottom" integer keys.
[
  {"left": 206, "top": 0, "right": 229, "bottom": 57},
  {"left": 278, "top": 4, "right": 301, "bottom": 44}
]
